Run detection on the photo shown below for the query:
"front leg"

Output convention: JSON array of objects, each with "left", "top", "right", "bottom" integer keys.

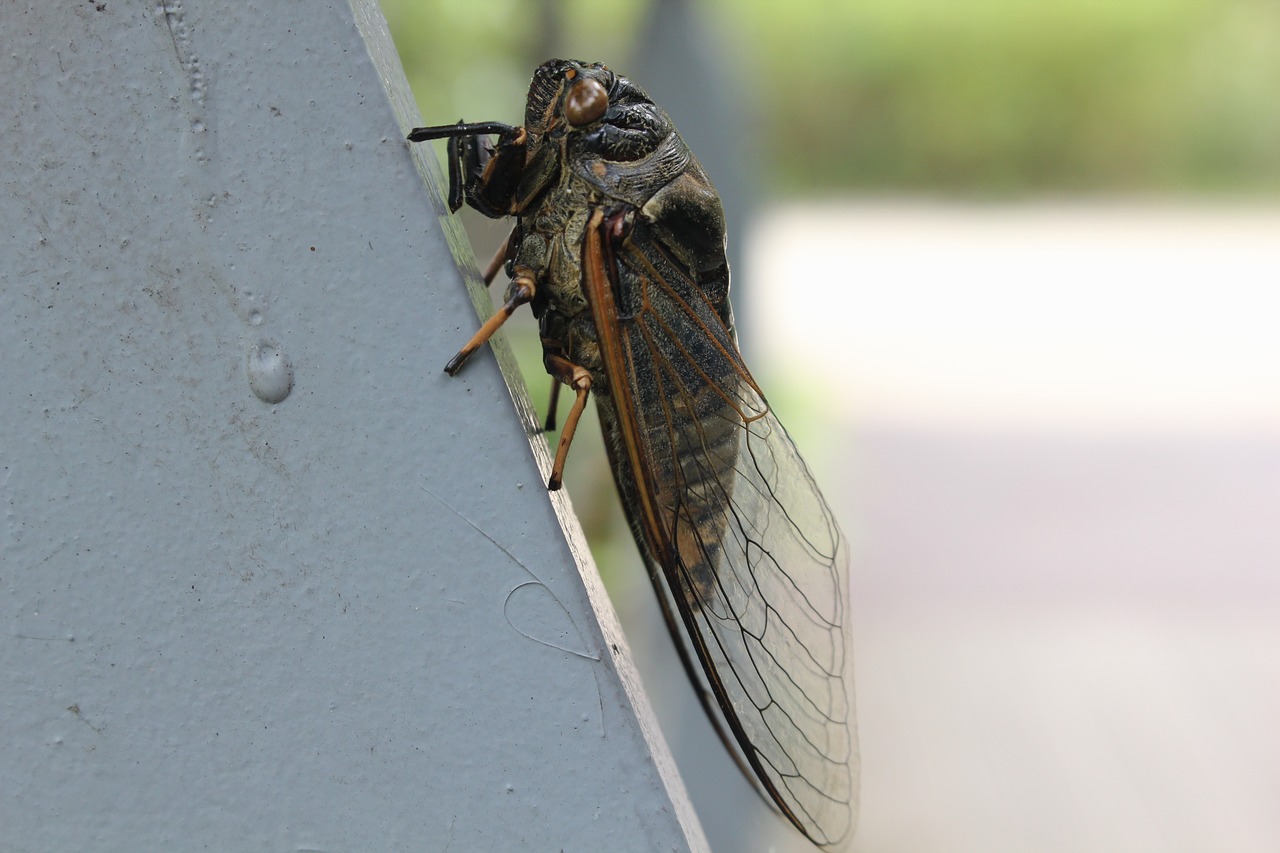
[
  {"left": 443, "top": 266, "right": 537, "bottom": 376},
  {"left": 407, "top": 121, "right": 527, "bottom": 217}
]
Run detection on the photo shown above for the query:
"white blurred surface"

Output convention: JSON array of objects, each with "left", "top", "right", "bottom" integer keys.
[
  {"left": 742, "top": 202, "right": 1280, "bottom": 852},
  {"left": 748, "top": 202, "right": 1280, "bottom": 432}
]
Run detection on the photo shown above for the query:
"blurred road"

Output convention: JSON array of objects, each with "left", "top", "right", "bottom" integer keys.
[{"left": 844, "top": 427, "right": 1280, "bottom": 853}]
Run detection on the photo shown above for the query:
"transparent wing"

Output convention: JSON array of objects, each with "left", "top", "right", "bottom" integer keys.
[{"left": 583, "top": 209, "right": 859, "bottom": 848}]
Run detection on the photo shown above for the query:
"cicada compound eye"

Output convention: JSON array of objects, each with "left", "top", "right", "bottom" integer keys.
[{"left": 564, "top": 78, "right": 608, "bottom": 127}]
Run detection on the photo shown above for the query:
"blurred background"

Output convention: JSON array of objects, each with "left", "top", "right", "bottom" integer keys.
[{"left": 383, "top": 1, "right": 1280, "bottom": 850}]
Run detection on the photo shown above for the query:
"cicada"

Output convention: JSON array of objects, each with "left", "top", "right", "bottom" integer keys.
[{"left": 409, "top": 59, "right": 858, "bottom": 848}]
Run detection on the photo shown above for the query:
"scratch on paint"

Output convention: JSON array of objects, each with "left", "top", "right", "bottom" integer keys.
[
  {"left": 421, "top": 486, "right": 598, "bottom": 662},
  {"left": 420, "top": 485, "right": 607, "bottom": 736},
  {"left": 157, "top": 1, "right": 210, "bottom": 163},
  {"left": 67, "top": 703, "right": 105, "bottom": 735}
]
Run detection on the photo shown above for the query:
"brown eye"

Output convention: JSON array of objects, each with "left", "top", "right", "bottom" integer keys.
[{"left": 564, "top": 78, "right": 608, "bottom": 127}]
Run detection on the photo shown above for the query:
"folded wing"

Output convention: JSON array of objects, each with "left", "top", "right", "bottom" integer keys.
[{"left": 582, "top": 208, "right": 859, "bottom": 848}]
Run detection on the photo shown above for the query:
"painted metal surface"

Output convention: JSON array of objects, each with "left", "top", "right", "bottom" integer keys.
[{"left": 0, "top": 2, "right": 703, "bottom": 850}]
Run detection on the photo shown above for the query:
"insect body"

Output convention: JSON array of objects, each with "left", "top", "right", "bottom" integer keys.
[{"left": 409, "top": 60, "right": 858, "bottom": 848}]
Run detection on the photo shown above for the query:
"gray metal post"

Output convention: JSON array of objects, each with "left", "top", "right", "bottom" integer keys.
[{"left": 0, "top": 2, "right": 705, "bottom": 850}]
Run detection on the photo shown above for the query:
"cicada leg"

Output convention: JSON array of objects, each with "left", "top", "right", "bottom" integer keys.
[
  {"left": 481, "top": 226, "right": 516, "bottom": 287},
  {"left": 542, "top": 353, "right": 591, "bottom": 491},
  {"left": 406, "top": 121, "right": 524, "bottom": 217},
  {"left": 444, "top": 267, "right": 536, "bottom": 376},
  {"left": 475, "top": 224, "right": 567, "bottom": 433},
  {"left": 543, "top": 380, "right": 562, "bottom": 433}
]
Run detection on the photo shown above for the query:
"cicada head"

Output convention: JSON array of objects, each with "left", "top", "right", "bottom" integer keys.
[{"left": 525, "top": 60, "right": 674, "bottom": 164}]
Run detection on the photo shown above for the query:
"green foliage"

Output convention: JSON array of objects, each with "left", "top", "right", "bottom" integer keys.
[
  {"left": 383, "top": 0, "right": 1280, "bottom": 194},
  {"left": 726, "top": 0, "right": 1280, "bottom": 194}
]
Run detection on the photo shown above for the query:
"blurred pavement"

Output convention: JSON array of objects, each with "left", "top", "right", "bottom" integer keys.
[{"left": 844, "top": 428, "right": 1279, "bottom": 853}]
